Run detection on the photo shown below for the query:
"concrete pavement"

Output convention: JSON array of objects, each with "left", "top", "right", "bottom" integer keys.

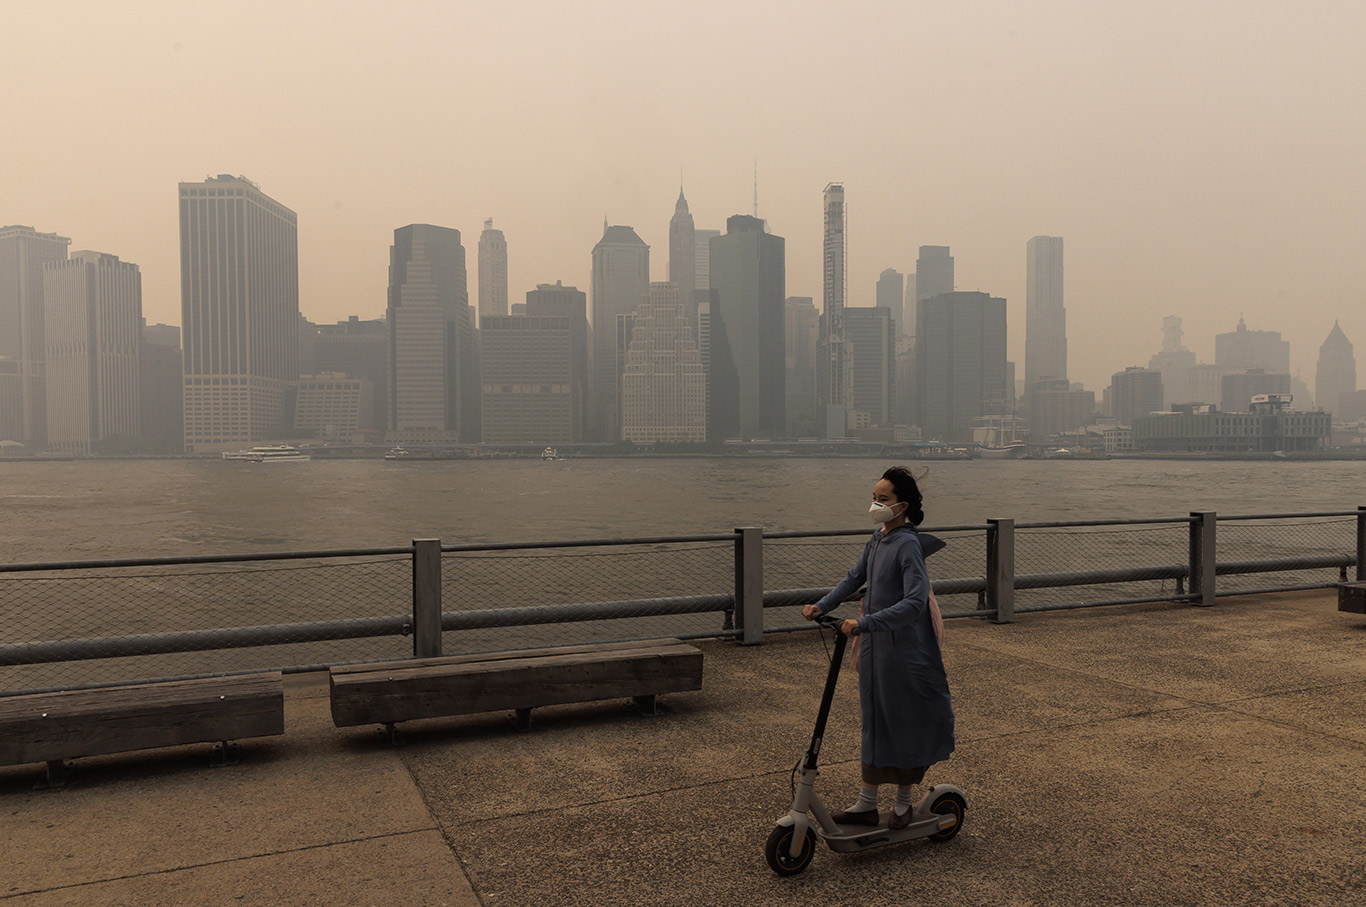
[{"left": 2, "top": 589, "right": 1363, "bottom": 905}]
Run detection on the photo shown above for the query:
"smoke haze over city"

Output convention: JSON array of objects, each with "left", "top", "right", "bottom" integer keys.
[{"left": 5, "top": 0, "right": 1365, "bottom": 393}]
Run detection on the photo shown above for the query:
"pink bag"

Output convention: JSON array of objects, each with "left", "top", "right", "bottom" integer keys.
[{"left": 851, "top": 586, "right": 943, "bottom": 673}]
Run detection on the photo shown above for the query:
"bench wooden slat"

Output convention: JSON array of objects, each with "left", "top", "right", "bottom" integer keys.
[
  {"left": 329, "top": 642, "right": 703, "bottom": 728},
  {"left": 0, "top": 673, "right": 285, "bottom": 766}
]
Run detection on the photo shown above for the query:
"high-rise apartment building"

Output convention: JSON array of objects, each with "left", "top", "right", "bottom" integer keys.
[
  {"left": 818, "top": 184, "right": 849, "bottom": 435},
  {"left": 709, "top": 215, "right": 785, "bottom": 439},
  {"left": 1315, "top": 321, "right": 1355, "bottom": 415},
  {"left": 179, "top": 176, "right": 298, "bottom": 452},
  {"left": 0, "top": 225, "right": 71, "bottom": 444},
  {"left": 1110, "top": 366, "right": 1165, "bottom": 426},
  {"left": 387, "top": 223, "right": 480, "bottom": 442},
  {"left": 620, "top": 283, "right": 706, "bottom": 444},
  {"left": 669, "top": 191, "right": 696, "bottom": 322},
  {"left": 915, "top": 291, "right": 1007, "bottom": 441},
  {"left": 480, "top": 282, "right": 590, "bottom": 443},
  {"left": 1215, "top": 317, "right": 1290, "bottom": 373},
  {"left": 876, "top": 268, "right": 904, "bottom": 337},
  {"left": 1025, "top": 236, "right": 1066, "bottom": 385},
  {"left": 140, "top": 321, "right": 183, "bottom": 452},
  {"left": 316, "top": 316, "right": 388, "bottom": 434},
  {"left": 784, "top": 297, "right": 819, "bottom": 438},
  {"left": 42, "top": 251, "right": 142, "bottom": 453},
  {"left": 590, "top": 224, "right": 649, "bottom": 441},
  {"left": 477, "top": 219, "right": 508, "bottom": 326},
  {"left": 845, "top": 306, "right": 895, "bottom": 427}
]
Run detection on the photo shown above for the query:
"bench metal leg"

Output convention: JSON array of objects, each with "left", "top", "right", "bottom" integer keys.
[
  {"left": 376, "top": 723, "right": 403, "bottom": 747},
  {"left": 33, "top": 759, "right": 70, "bottom": 791},
  {"left": 210, "top": 740, "right": 240, "bottom": 767},
  {"left": 633, "top": 694, "right": 659, "bottom": 716},
  {"left": 513, "top": 708, "right": 534, "bottom": 732}
]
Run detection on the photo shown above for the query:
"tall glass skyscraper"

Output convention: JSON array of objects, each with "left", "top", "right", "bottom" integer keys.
[
  {"left": 590, "top": 224, "right": 649, "bottom": 441},
  {"left": 0, "top": 225, "right": 70, "bottom": 445},
  {"left": 178, "top": 176, "right": 298, "bottom": 452},
  {"left": 709, "top": 215, "right": 785, "bottom": 440},
  {"left": 477, "top": 219, "right": 508, "bottom": 326},
  {"left": 818, "top": 183, "right": 848, "bottom": 435},
  {"left": 1025, "top": 235, "right": 1066, "bottom": 386}
]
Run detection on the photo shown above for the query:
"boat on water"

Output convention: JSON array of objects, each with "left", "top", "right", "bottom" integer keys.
[
  {"left": 919, "top": 446, "right": 972, "bottom": 460},
  {"left": 222, "top": 444, "right": 311, "bottom": 463},
  {"left": 383, "top": 447, "right": 412, "bottom": 461},
  {"left": 542, "top": 447, "right": 560, "bottom": 460},
  {"left": 976, "top": 443, "right": 1027, "bottom": 460}
]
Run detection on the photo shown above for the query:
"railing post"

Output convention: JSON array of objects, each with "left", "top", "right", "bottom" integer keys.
[
  {"left": 986, "top": 519, "right": 1015, "bottom": 624},
  {"left": 412, "top": 538, "right": 443, "bottom": 657},
  {"left": 734, "top": 527, "right": 764, "bottom": 645},
  {"left": 1188, "top": 513, "right": 1216, "bottom": 606},
  {"left": 1357, "top": 506, "right": 1365, "bottom": 582}
]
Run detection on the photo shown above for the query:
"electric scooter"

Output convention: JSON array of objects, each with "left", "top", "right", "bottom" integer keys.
[{"left": 765, "top": 612, "right": 967, "bottom": 876}]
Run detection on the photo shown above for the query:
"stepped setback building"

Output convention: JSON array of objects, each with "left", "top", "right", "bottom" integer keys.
[
  {"left": 620, "top": 282, "right": 707, "bottom": 444},
  {"left": 477, "top": 219, "right": 508, "bottom": 326}
]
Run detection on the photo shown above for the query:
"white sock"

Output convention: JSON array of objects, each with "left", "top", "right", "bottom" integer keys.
[
  {"left": 894, "top": 784, "right": 915, "bottom": 816},
  {"left": 846, "top": 783, "right": 878, "bottom": 813}
]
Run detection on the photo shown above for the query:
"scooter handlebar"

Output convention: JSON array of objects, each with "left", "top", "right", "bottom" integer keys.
[{"left": 812, "top": 612, "right": 861, "bottom": 636}]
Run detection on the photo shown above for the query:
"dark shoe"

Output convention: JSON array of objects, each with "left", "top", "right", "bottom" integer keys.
[
  {"left": 831, "top": 808, "right": 880, "bottom": 827},
  {"left": 889, "top": 806, "right": 914, "bottom": 831}
]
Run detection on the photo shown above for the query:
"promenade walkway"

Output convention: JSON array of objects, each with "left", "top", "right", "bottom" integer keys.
[{"left": 2, "top": 589, "right": 1363, "bottom": 906}]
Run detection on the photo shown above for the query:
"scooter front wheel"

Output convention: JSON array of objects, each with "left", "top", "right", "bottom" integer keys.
[
  {"left": 764, "top": 824, "right": 815, "bottom": 875},
  {"left": 928, "top": 791, "right": 966, "bottom": 842}
]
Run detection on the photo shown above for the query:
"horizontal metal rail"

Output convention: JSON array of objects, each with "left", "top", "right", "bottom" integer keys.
[
  {"left": 440, "top": 534, "right": 733, "bottom": 553},
  {"left": 439, "top": 594, "right": 735, "bottom": 629},
  {"left": 0, "top": 547, "right": 413, "bottom": 574},
  {"left": 1016, "top": 565, "right": 1187, "bottom": 589},
  {"left": 1014, "top": 517, "right": 1197, "bottom": 529},
  {"left": 1216, "top": 555, "right": 1354, "bottom": 575},
  {"left": 1015, "top": 593, "right": 1201, "bottom": 613},
  {"left": 1216, "top": 511, "right": 1362, "bottom": 521}
]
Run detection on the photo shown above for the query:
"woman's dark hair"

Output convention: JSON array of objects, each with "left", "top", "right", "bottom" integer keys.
[{"left": 882, "top": 466, "right": 925, "bottom": 525}]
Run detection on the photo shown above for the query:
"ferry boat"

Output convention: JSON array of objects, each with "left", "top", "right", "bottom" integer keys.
[
  {"left": 383, "top": 447, "right": 412, "bottom": 461},
  {"left": 222, "top": 444, "right": 311, "bottom": 463}
]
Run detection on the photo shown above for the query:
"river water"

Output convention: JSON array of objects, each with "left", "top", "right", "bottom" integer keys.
[{"left": 2, "top": 457, "right": 1362, "bottom": 563}]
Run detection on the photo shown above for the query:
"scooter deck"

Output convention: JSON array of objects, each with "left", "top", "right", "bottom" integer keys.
[{"left": 816, "top": 812, "right": 955, "bottom": 851}]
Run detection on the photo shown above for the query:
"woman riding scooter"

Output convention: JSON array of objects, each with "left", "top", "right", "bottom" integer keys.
[{"left": 802, "top": 466, "right": 955, "bottom": 831}]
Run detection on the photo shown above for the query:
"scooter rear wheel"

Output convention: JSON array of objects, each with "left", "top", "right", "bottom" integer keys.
[
  {"left": 765, "top": 824, "right": 815, "bottom": 875},
  {"left": 928, "top": 792, "right": 966, "bottom": 842}
]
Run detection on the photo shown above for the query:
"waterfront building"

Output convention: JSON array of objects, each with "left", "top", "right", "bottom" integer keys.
[
  {"left": 784, "top": 296, "right": 819, "bottom": 438},
  {"left": 1110, "top": 366, "right": 1164, "bottom": 426},
  {"left": 668, "top": 191, "right": 696, "bottom": 324},
  {"left": 708, "top": 214, "right": 785, "bottom": 440},
  {"left": 1221, "top": 369, "right": 1291, "bottom": 413},
  {"left": 1148, "top": 316, "right": 1198, "bottom": 407},
  {"left": 477, "top": 219, "right": 508, "bottom": 326},
  {"left": 1025, "top": 236, "right": 1066, "bottom": 386},
  {"left": 591, "top": 224, "right": 649, "bottom": 441},
  {"left": 915, "top": 291, "right": 1007, "bottom": 442},
  {"left": 620, "top": 283, "right": 707, "bottom": 444},
  {"left": 1338, "top": 389, "right": 1366, "bottom": 422},
  {"left": 845, "top": 306, "right": 895, "bottom": 428},
  {"left": 42, "top": 251, "right": 142, "bottom": 453},
  {"left": 291, "top": 372, "right": 375, "bottom": 441},
  {"left": 0, "top": 224, "right": 71, "bottom": 445},
  {"left": 1134, "top": 401, "right": 1330, "bottom": 452},
  {"left": 818, "top": 184, "right": 849, "bottom": 436},
  {"left": 1315, "top": 321, "right": 1355, "bottom": 415},
  {"left": 316, "top": 316, "right": 388, "bottom": 434},
  {"left": 876, "top": 268, "right": 904, "bottom": 338},
  {"left": 140, "top": 322, "right": 183, "bottom": 452},
  {"left": 1215, "top": 317, "right": 1290, "bottom": 373},
  {"left": 693, "top": 228, "right": 720, "bottom": 297},
  {"left": 480, "top": 282, "right": 589, "bottom": 443},
  {"left": 179, "top": 176, "right": 298, "bottom": 452},
  {"left": 1025, "top": 377, "right": 1096, "bottom": 443},
  {"left": 387, "top": 223, "right": 480, "bottom": 443}
]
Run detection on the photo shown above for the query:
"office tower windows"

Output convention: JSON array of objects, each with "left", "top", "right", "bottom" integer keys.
[
  {"left": 620, "top": 282, "right": 707, "bottom": 443},
  {"left": 845, "top": 306, "right": 895, "bottom": 427},
  {"left": 478, "top": 219, "right": 508, "bottom": 326},
  {"left": 590, "top": 224, "right": 649, "bottom": 441},
  {"left": 915, "top": 291, "right": 1007, "bottom": 441},
  {"left": 1025, "top": 236, "right": 1066, "bottom": 385},
  {"left": 0, "top": 224, "right": 71, "bottom": 444}
]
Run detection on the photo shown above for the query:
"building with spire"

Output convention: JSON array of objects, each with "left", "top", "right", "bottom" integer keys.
[
  {"left": 668, "top": 190, "right": 695, "bottom": 324},
  {"left": 477, "top": 219, "right": 508, "bottom": 326},
  {"left": 1315, "top": 321, "right": 1355, "bottom": 416},
  {"left": 818, "top": 183, "right": 849, "bottom": 436},
  {"left": 591, "top": 224, "right": 649, "bottom": 440},
  {"left": 1215, "top": 316, "right": 1289, "bottom": 373}
]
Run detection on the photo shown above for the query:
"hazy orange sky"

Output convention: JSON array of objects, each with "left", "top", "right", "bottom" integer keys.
[{"left": 5, "top": 0, "right": 1364, "bottom": 394}]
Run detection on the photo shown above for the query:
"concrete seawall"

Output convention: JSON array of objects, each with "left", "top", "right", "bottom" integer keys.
[{"left": 2, "top": 589, "right": 1363, "bottom": 906}]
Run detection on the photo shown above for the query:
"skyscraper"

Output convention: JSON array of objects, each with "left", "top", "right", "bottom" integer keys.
[
  {"left": 141, "top": 322, "right": 184, "bottom": 452},
  {"left": 1215, "top": 317, "right": 1290, "bottom": 373},
  {"left": 668, "top": 191, "right": 696, "bottom": 321},
  {"left": 477, "top": 219, "right": 508, "bottom": 326},
  {"left": 0, "top": 224, "right": 71, "bottom": 444},
  {"left": 784, "top": 296, "right": 819, "bottom": 438},
  {"left": 1025, "top": 236, "right": 1066, "bottom": 385},
  {"left": 1315, "top": 321, "right": 1355, "bottom": 415},
  {"left": 915, "top": 291, "right": 1007, "bottom": 441},
  {"left": 1111, "top": 366, "right": 1165, "bottom": 425},
  {"left": 709, "top": 215, "right": 785, "bottom": 439},
  {"left": 1147, "top": 316, "right": 1197, "bottom": 408},
  {"left": 316, "top": 316, "right": 389, "bottom": 434},
  {"left": 875, "top": 268, "right": 904, "bottom": 336},
  {"left": 902, "top": 273, "right": 916, "bottom": 339},
  {"left": 620, "top": 282, "right": 707, "bottom": 444},
  {"left": 845, "top": 306, "right": 896, "bottom": 428},
  {"left": 387, "top": 223, "right": 479, "bottom": 442},
  {"left": 590, "top": 224, "right": 649, "bottom": 441},
  {"left": 42, "top": 251, "right": 142, "bottom": 453},
  {"left": 915, "top": 247, "right": 954, "bottom": 304},
  {"left": 179, "top": 176, "right": 298, "bottom": 452},
  {"left": 693, "top": 228, "right": 720, "bottom": 293},
  {"left": 817, "top": 183, "right": 849, "bottom": 435}
]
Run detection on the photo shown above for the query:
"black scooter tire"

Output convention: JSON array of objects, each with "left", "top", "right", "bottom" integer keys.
[
  {"left": 928, "top": 792, "right": 966, "bottom": 842},
  {"left": 765, "top": 824, "right": 815, "bottom": 875}
]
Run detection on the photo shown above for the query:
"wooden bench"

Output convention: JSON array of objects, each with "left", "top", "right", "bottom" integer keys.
[
  {"left": 1338, "top": 582, "right": 1366, "bottom": 614},
  {"left": 329, "top": 639, "right": 703, "bottom": 741},
  {"left": 0, "top": 672, "right": 285, "bottom": 787}
]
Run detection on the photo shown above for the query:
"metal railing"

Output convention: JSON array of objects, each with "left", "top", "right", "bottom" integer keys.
[{"left": 1, "top": 507, "right": 1361, "bottom": 695}]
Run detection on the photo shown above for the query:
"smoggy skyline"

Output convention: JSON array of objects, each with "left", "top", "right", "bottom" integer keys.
[{"left": 6, "top": 0, "right": 1364, "bottom": 394}]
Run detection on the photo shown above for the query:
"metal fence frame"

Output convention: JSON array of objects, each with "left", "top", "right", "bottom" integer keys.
[{"left": 2, "top": 507, "right": 1362, "bottom": 695}]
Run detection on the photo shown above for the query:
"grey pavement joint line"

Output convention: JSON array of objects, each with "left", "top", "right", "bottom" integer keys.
[
  {"left": 0, "top": 827, "right": 436, "bottom": 901},
  {"left": 400, "top": 748, "right": 489, "bottom": 907}
]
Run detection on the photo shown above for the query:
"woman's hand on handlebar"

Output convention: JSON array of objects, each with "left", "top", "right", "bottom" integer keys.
[
  {"left": 840, "top": 619, "right": 859, "bottom": 637},
  {"left": 802, "top": 604, "right": 821, "bottom": 621}
]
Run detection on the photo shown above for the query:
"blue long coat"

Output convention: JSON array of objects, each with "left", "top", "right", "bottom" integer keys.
[{"left": 815, "top": 526, "right": 955, "bottom": 770}]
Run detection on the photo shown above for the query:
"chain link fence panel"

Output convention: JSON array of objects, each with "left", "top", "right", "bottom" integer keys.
[
  {"left": 1012, "top": 523, "right": 1193, "bottom": 612},
  {"left": 1214, "top": 517, "right": 1356, "bottom": 596}
]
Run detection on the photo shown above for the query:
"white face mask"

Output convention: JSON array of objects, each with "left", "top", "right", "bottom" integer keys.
[{"left": 869, "top": 501, "right": 902, "bottom": 523}]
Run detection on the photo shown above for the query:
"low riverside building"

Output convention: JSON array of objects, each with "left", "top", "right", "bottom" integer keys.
[
  {"left": 1133, "top": 399, "right": 1330, "bottom": 452},
  {"left": 288, "top": 372, "right": 376, "bottom": 443}
]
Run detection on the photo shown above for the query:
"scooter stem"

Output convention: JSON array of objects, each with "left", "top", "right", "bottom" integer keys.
[{"left": 804, "top": 615, "right": 849, "bottom": 771}]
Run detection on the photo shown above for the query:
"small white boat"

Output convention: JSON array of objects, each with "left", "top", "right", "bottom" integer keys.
[
  {"left": 384, "top": 447, "right": 412, "bottom": 461},
  {"left": 542, "top": 447, "right": 559, "bottom": 460},
  {"left": 222, "top": 444, "right": 311, "bottom": 463}
]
